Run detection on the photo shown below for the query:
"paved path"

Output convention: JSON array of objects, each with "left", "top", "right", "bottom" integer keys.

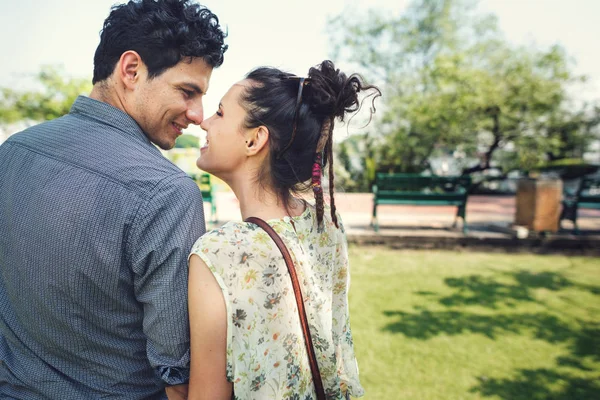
[{"left": 204, "top": 192, "right": 600, "bottom": 239}]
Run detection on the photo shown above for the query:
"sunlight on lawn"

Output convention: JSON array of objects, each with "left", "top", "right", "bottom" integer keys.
[{"left": 347, "top": 247, "right": 600, "bottom": 400}]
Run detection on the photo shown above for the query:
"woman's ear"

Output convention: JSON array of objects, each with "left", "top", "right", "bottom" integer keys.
[{"left": 246, "top": 126, "right": 269, "bottom": 156}]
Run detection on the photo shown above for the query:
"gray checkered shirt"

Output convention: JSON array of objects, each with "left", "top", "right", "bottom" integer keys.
[{"left": 0, "top": 96, "right": 206, "bottom": 399}]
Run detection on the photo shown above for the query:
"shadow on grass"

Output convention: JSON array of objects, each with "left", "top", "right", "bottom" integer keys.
[
  {"left": 382, "top": 311, "right": 600, "bottom": 399},
  {"left": 470, "top": 368, "right": 600, "bottom": 400},
  {"left": 438, "top": 270, "right": 592, "bottom": 308},
  {"left": 383, "top": 271, "right": 599, "bottom": 345},
  {"left": 382, "top": 269, "right": 600, "bottom": 398},
  {"left": 571, "top": 325, "right": 600, "bottom": 362},
  {"left": 382, "top": 310, "right": 576, "bottom": 342}
]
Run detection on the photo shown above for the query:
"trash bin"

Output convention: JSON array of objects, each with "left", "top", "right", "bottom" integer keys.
[{"left": 515, "top": 178, "right": 563, "bottom": 233}]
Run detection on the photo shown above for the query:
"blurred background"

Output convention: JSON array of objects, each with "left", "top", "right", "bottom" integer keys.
[
  {"left": 1, "top": 0, "right": 599, "bottom": 191},
  {"left": 2, "top": 2, "right": 600, "bottom": 399}
]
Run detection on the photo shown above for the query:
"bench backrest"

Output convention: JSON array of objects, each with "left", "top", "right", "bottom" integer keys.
[
  {"left": 189, "top": 173, "right": 213, "bottom": 201},
  {"left": 579, "top": 176, "right": 600, "bottom": 202},
  {"left": 374, "top": 173, "right": 471, "bottom": 194}
]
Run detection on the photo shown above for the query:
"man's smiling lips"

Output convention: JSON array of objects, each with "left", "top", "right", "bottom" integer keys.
[{"left": 172, "top": 122, "right": 187, "bottom": 135}]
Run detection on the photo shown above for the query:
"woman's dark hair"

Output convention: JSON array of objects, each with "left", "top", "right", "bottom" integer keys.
[
  {"left": 241, "top": 60, "right": 381, "bottom": 228},
  {"left": 92, "top": 0, "right": 228, "bottom": 84}
]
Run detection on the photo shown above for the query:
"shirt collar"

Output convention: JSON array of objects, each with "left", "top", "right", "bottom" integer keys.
[{"left": 69, "top": 96, "right": 153, "bottom": 147}]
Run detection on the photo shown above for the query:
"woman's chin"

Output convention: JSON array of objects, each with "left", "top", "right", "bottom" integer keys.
[{"left": 195, "top": 157, "right": 207, "bottom": 171}]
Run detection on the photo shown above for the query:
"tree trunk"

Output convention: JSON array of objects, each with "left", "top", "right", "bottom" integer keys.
[{"left": 462, "top": 106, "right": 502, "bottom": 175}]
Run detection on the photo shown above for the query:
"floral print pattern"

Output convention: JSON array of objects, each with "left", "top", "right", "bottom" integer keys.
[{"left": 190, "top": 204, "right": 364, "bottom": 399}]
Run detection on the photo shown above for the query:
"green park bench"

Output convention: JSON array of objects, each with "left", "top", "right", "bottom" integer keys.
[
  {"left": 371, "top": 173, "right": 472, "bottom": 233},
  {"left": 189, "top": 173, "right": 217, "bottom": 223},
  {"left": 559, "top": 175, "right": 600, "bottom": 233}
]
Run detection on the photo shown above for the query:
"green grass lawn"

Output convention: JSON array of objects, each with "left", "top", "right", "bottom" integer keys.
[{"left": 347, "top": 247, "right": 600, "bottom": 399}]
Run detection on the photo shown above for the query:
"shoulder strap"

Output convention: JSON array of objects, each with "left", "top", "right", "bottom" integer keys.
[{"left": 245, "top": 217, "right": 326, "bottom": 400}]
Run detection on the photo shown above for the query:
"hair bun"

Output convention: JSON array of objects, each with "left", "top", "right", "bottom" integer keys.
[{"left": 305, "top": 60, "right": 362, "bottom": 121}]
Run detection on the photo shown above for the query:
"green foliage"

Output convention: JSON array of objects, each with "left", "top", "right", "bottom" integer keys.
[
  {"left": 534, "top": 159, "right": 599, "bottom": 180},
  {"left": 329, "top": 0, "right": 600, "bottom": 187},
  {"left": 174, "top": 134, "right": 199, "bottom": 148},
  {"left": 0, "top": 65, "right": 92, "bottom": 123},
  {"left": 334, "top": 133, "right": 376, "bottom": 191}
]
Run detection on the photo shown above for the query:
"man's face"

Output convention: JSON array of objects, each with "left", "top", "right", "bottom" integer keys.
[{"left": 129, "top": 58, "right": 213, "bottom": 150}]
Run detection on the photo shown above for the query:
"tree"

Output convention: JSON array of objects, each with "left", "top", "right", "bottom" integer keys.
[
  {"left": 0, "top": 65, "right": 92, "bottom": 124},
  {"left": 174, "top": 134, "right": 199, "bottom": 148},
  {"left": 329, "top": 0, "right": 600, "bottom": 186},
  {"left": 334, "top": 133, "right": 376, "bottom": 192}
]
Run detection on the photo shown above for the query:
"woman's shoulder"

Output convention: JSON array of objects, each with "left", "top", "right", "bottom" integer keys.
[
  {"left": 205, "top": 220, "right": 251, "bottom": 237},
  {"left": 190, "top": 220, "right": 272, "bottom": 257},
  {"left": 191, "top": 221, "right": 244, "bottom": 251}
]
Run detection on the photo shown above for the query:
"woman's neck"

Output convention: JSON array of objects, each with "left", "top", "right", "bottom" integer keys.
[{"left": 227, "top": 174, "right": 304, "bottom": 222}]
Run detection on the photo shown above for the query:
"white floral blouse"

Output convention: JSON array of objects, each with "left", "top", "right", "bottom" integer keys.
[{"left": 190, "top": 204, "right": 364, "bottom": 400}]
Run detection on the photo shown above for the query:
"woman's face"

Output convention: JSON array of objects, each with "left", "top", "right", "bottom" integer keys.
[{"left": 197, "top": 80, "right": 252, "bottom": 177}]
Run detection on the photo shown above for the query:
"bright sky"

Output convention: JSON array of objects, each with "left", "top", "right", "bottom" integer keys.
[{"left": 1, "top": 0, "right": 599, "bottom": 137}]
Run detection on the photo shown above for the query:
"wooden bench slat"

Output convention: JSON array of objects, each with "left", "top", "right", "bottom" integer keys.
[
  {"left": 376, "top": 199, "right": 466, "bottom": 206},
  {"left": 578, "top": 202, "right": 600, "bottom": 209},
  {"left": 371, "top": 173, "right": 471, "bottom": 233},
  {"left": 376, "top": 193, "right": 466, "bottom": 202}
]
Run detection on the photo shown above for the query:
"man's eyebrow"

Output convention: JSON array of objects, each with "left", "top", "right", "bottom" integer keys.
[{"left": 180, "top": 82, "right": 205, "bottom": 95}]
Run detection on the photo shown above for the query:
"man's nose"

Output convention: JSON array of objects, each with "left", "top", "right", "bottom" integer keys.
[{"left": 186, "top": 100, "right": 204, "bottom": 125}]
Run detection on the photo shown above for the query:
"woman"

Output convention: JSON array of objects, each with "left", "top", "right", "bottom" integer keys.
[{"left": 188, "top": 60, "right": 380, "bottom": 399}]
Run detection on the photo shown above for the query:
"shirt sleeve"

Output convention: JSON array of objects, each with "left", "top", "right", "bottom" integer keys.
[{"left": 127, "top": 174, "right": 206, "bottom": 385}]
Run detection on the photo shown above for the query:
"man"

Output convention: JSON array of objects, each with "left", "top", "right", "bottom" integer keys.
[{"left": 0, "top": 0, "right": 227, "bottom": 398}]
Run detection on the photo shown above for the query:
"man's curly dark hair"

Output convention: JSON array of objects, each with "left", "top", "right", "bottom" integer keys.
[{"left": 92, "top": 0, "right": 228, "bottom": 84}]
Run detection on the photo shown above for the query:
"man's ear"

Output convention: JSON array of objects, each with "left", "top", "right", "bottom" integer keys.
[
  {"left": 246, "top": 126, "right": 269, "bottom": 156},
  {"left": 117, "top": 50, "right": 143, "bottom": 90}
]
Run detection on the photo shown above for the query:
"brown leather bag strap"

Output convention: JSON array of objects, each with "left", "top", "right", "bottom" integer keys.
[{"left": 245, "top": 217, "right": 327, "bottom": 400}]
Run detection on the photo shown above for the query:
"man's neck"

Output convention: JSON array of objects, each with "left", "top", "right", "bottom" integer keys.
[{"left": 89, "top": 81, "right": 127, "bottom": 113}]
